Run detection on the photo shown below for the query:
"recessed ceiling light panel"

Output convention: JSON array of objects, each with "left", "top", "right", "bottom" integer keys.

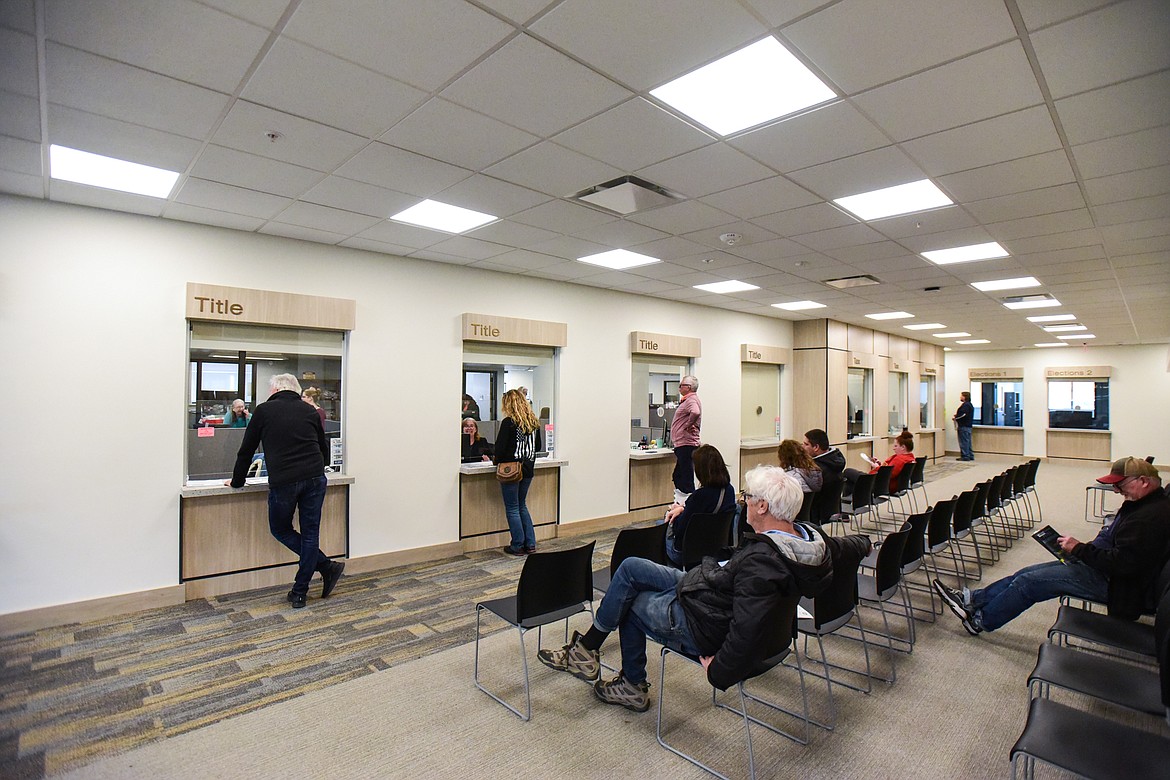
[
  {"left": 693, "top": 280, "right": 760, "bottom": 294},
  {"left": 865, "top": 311, "right": 914, "bottom": 320},
  {"left": 49, "top": 144, "right": 180, "bottom": 198},
  {"left": 575, "top": 248, "right": 662, "bottom": 270},
  {"left": 390, "top": 199, "right": 497, "bottom": 233},
  {"left": 1027, "top": 314, "right": 1076, "bottom": 323},
  {"left": 935, "top": 332, "right": 971, "bottom": 338},
  {"left": 971, "top": 276, "right": 1041, "bottom": 292},
  {"left": 1002, "top": 295, "right": 1061, "bottom": 310},
  {"left": 833, "top": 179, "right": 953, "bottom": 221},
  {"left": 921, "top": 241, "right": 1009, "bottom": 265},
  {"left": 1034, "top": 342, "right": 1070, "bottom": 347},
  {"left": 650, "top": 37, "right": 835, "bottom": 136},
  {"left": 903, "top": 322, "right": 945, "bottom": 330},
  {"left": 772, "top": 300, "right": 826, "bottom": 311},
  {"left": 1057, "top": 334, "right": 1096, "bottom": 340},
  {"left": 956, "top": 339, "right": 990, "bottom": 345},
  {"left": 1042, "top": 324, "right": 1087, "bottom": 333}
]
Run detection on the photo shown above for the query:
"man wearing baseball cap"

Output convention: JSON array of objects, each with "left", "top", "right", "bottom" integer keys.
[{"left": 934, "top": 456, "right": 1170, "bottom": 635}]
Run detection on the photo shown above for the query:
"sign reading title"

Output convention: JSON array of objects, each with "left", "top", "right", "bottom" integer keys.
[
  {"left": 186, "top": 283, "right": 355, "bottom": 330},
  {"left": 631, "top": 331, "right": 701, "bottom": 358},
  {"left": 461, "top": 313, "right": 567, "bottom": 347},
  {"left": 740, "top": 344, "right": 791, "bottom": 365}
]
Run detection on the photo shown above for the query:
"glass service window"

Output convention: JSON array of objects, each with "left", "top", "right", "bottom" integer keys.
[
  {"left": 741, "top": 363, "right": 781, "bottom": 441},
  {"left": 1048, "top": 379, "right": 1109, "bottom": 430},
  {"left": 970, "top": 380, "right": 1024, "bottom": 426},
  {"left": 919, "top": 376, "right": 935, "bottom": 429},
  {"left": 463, "top": 343, "right": 556, "bottom": 457},
  {"left": 888, "top": 371, "right": 908, "bottom": 434},
  {"left": 632, "top": 357, "right": 691, "bottom": 447},
  {"left": 187, "top": 323, "right": 345, "bottom": 483},
  {"left": 847, "top": 367, "right": 873, "bottom": 438}
]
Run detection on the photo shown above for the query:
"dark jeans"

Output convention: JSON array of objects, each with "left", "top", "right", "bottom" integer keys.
[
  {"left": 267, "top": 475, "right": 330, "bottom": 597},
  {"left": 971, "top": 560, "right": 1108, "bottom": 631},
  {"left": 958, "top": 426, "right": 973, "bottom": 460},
  {"left": 673, "top": 445, "right": 697, "bottom": 494},
  {"left": 499, "top": 476, "right": 535, "bottom": 550}
]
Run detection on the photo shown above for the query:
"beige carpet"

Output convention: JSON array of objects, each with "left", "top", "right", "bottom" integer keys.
[{"left": 52, "top": 455, "right": 1134, "bottom": 780}]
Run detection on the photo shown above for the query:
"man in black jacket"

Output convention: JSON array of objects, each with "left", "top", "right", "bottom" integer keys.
[
  {"left": 936, "top": 456, "right": 1170, "bottom": 635},
  {"left": 228, "top": 373, "right": 344, "bottom": 608},
  {"left": 539, "top": 466, "right": 862, "bottom": 712},
  {"left": 803, "top": 428, "right": 846, "bottom": 524}
]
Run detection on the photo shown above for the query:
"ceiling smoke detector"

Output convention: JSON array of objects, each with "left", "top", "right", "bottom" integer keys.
[{"left": 719, "top": 232, "right": 742, "bottom": 246}]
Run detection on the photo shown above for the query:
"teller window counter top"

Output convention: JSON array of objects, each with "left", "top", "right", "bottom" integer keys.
[
  {"left": 459, "top": 456, "right": 567, "bottom": 475},
  {"left": 739, "top": 438, "right": 781, "bottom": 451},
  {"left": 629, "top": 447, "right": 675, "bottom": 460},
  {"left": 182, "top": 472, "right": 354, "bottom": 498}
]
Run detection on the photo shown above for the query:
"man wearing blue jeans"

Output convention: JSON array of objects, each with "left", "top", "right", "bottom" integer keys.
[
  {"left": 538, "top": 467, "right": 832, "bottom": 712},
  {"left": 229, "top": 373, "right": 345, "bottom": 608},
  {"left": 935, "top": 456, "right": 1169, "bottom": 634},
  {"left": 953, "top": 391, "right": 974, "bottom": 461}
]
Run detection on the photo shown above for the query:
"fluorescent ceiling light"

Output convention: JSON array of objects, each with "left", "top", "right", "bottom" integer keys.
[
  {"left": 575, "top": 248, "right": 661, "bottom": 270},
  {"left": 1057, "top": 334, "right": 1096, "bottom": 340},
  {"left": 390, "top": 199, "right": 497, "bottom": 233},
  {"left": 1034, "top": 343, "right": 1070, "bottom": 347},
  {"left": 1003, "top": 297, "right": 1061, "bottom": 310},
  {"left": 956, "top": 339, "right": 990, "bottom": 345},
  {"left": 903, "top": 322, "right": 945, "bottom": 331},
  {"left": 971, "top": 276, "right": 1041, "bottom": 292},
  {"left": 772, "top": 300, "right": 826, "bottom": 311},
  {"left": 833, "top": 179, "right": 953, "bottom": 221},
  {"left": 1027, "top": 314, "right": 1076, "bottom": 323},
  {"left": 1042, "top": 324, "right": 1087, "bottom": 333},
  {"left": 49, "top": 144, "right": 179, "bottom": 198},
  {"left": 650, "top": 37, "right": 835, "bottom": 136},
  {"left": 694, "top": 280, "right": 760, "bottom": 294},
  {"left": 943, "top": 347, "right": 952, "bottom": 352},
  {"left": 921, "top": 241, "right": 1009, "bottom": 265},
  {"left": 934, "top": 332, "right": 971, "bottom": 338},
  {"left": 865, "top": 311, "right": 917, "bottom": 320}
]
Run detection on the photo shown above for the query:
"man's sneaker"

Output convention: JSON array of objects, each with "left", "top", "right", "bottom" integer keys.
[
  {"left": 593, "top": 672, "right": 651, "bottom": 712},
  {"left": 933, "top": 579, "right": 981, "bottom": 635},
  {"left": 321, "top": 560, "right": 345, "bottom": 598},
  {"left": 287, "top": 590, "right": 307, "bottom": 609},
  {"left": 537, "top": 631, "right": 599, "bottom": 682}
]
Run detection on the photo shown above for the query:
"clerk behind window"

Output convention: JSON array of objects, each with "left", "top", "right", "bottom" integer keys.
[
  {"left": 228, "top": 398, "right": 250, "bottom": 427},
  {"left": 461, "top": 417, "right": 494, "bottom": 463}
]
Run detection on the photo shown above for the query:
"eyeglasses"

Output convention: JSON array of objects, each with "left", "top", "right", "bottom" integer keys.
[
  {"left": 1113, "top": 475, "right": 1136, "bottom": 491},
  {"left": 741, "top": 492, "right": 757, "bottom": 502}
]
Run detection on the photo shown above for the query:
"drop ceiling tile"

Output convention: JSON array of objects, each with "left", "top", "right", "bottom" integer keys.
[
  {"left": 870, "top": 206, "right": 977, "bottom": 240},
  {"left": 1030, "top": 0, "right": 1170, "bottom": 99},
  {"left": 1094, "top": 193, "right": 1170, "bottom": 226},
  {"left": 162, "top": 202, "right": 266, "bottom": 232},
  {"left": 423, "top": 234, "right": 512, "bottom": 261},
  {"left": 441, "top": 34, "right": 631, "bottom": 137},
  {"left": 1071, "top": 125, "right": 1170, "bottom": 179},
  {"left": 433, "top": 174, "right": 549, "bottom": 218},
  {"left": 466, "top": 219, "right": 560, "bottom": 249},
  {"left": 0, "top": 135, "right": 40, "bottom": 176},
  {"left": 0, "top": 91, "right": 40, "bottom": 143},
  {"left": 0, "top": 28, "right": 37, "bottom": 98},
  {"left": 902, "top": 106, "right": 1062, "bottom": 177},
  {"left": 1005, "top": 228, "right": 1103, "bottom": 255},
  {"left": 244, "top": 38, "right": 427, "bottom": 138},
  {"left": 190, "top": 145, "right": 323, "bottom": 198},
  {"left": 198, "top": 0, "right": 289, "bottom": 27},
  {"left": 682, "top": 220, "right": 780, "bottom": 250},
  {"left": 485, "top": 141, "right": 624, "bottom": 198},
  {"left": 525, "top": 262, "right": 612, "bottom": 281},
  {"left": 527, "top": 235, "right": 611, "bottom": 260},
  {"left": 260, "top": 222, "right": 346, "bottom": 244},
  {"left": 783, "top": 0, "right": 1017, "bottom": 93},
  {"left": 45, "top": 44, "right": 230, "bottom": 139},
  {"left": 699, "top": 176, "right": 820, "bottom": 220},
  {"left": 338, "top": 235, "right": 415, "bottom": 257},
  {"left": 334, "top": 142, "right": 472, "bottom": 198},
  {"left": 300, "top": 176, "right": 415, "bottom": 218},
  {"left": 785, "top": 145, "right": 927, "bottom": 201},
  {"left": 174, "top": 178, "right": 290, "bottom": 219},
  {"left": 825, "top": 240, "right": 917, "bottom": 264},
  {"left": 1110, "top": 251, "right": 1170, "bottom": 268},
  {"left": 354, "top": 219, "right": 448, "bottom": 250},
  {"left": 1015, "top": 0, "right": 1115, "bottom": 30},
  {"left": 751, "top": 202, "right": 853, "bottom": 238},
  {"left": 638, "top": 143, "right": 774, "bottom": 199},
  {"left": 381, "top": 99, "right": 540, "bottom": 173},
  {"left": 625, "top": 200, "right": 735, "bottom": 234},
  {"left": 571, "top": 219, "right": 669, "bottom": 248},
  {"left": 1055, "top": 70, "right": 1170, "bottom": 146},
  {"left": 0, "top": 0, "right": 35, "bottom": 33},
  {"left": 531, "top": 0, "right": 763, "bottom": 91},
  {"left": 406, "top": 247, "right": 479, "bottom": 266},
  {"left": 554, "top": 98, "right": 714, "bottom": 172},
  {"left": 899, "top": 227, "right": 1000, "bottom": 254},
  {"left": 47, "top": 104, "right": 202, "bottom": 172},
  {"left": 0, "top": 169, "right": 42, "bottom": 198},
  {"left": 938, "top": 150, "right": 1075, "bottom": 202},
  {"left": 49, "top": 179, "right": 166, "bottom": 216},
  {"left": 790, "top": 223, "right": 887, "bottom": 252},
  {"left": 731, "top": 102, "right": 889, "bottom": 175},
  {"left": 1015, "top": 245, "right": 1106, "bottom": 267},
  {"left": 273, "top": 201, "right": 382, "bottom": 236},
  {"left": 1083, "top": 164, "right": 1170, "bottom": 206},
  {"left": 283, "top": 0, "right": 514, "bottom": 92},
  {"left": 606, "top": 278, "right": 683, "bottom": 295},
  {"left": 965, "top": 183, "right": 1088, "bottom": 224},
  {"left": 986, "top": 208, "right": 1095, "bottom": 241},
  {"left": 855, "top": 42, "right": 1042, "bottom": 142},
  {"left": 213, "top": 101, "right": 369, "bottom": 172},
  {"left": 510, "top": 199, "right": 616, "bottom": 234},
  {"left": 45, "top": 0, "right": 268, "bottom": 93},
  {"left": 728, "top": 237, "right": 813, "bottom": 264},
  {"left": 476, "top": 0, "right": 553, "bottom": 25},
  {"left": 473, "top": 248, "right": 564, "bottom": 271},
  {"left": 628, "top": 236, "right": 712, "bottom": 261}
]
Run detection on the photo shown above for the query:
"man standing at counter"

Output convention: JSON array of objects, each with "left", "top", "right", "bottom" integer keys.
[
  {"left": 670, "top": 375, "right": 702, "bottom": 500},
  {"left": 953, "top": 391, "right": 975, "bottom": 461},
  {"left": 227, "top": 373, "right": 344, "bottom": 609}
]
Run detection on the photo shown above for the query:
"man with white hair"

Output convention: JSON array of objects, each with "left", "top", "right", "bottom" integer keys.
[
  {"left": 670, "top": 374, "right": 702, "bottom": 500},
  {"left": 539, "top": 467, "right": 838, "bottom": 713},
  {"left": 228, "top": 373, "right": 344, "bottom": 608}
]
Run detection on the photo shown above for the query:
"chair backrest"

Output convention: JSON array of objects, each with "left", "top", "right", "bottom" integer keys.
[
  {"left": 1024, "top": 458, "right": 1041, "bottom": 489},
  {"left": 986, "top": 474, "right": 1004, "bottom": 511},
  {"left": 872, "top": 522, "right": 911, "bottom": 596},
  {"left": 516, "top": 541, "right": 596, "bottom": 622},
  {"left": 1000, "top": 466, "right": 1017, "bottom": 503},
  {"left": 872, "top": 464, "right": 893, "bottom": 498},
  {"left": 805, "top": 528, "right": 864, "bottom": 630},
  {"left": 798, "top": 490, "right": 816, "bottom": 524},
  {"left": 910, "top": 456, "right": 927, "bottom": 487},
  {"left": 741, "top": 593, "right": 802, "bottom": 682},
  {"left": 609, "top": 524, "right": 668, "bottom": 575},
  {"left": 972, "top": 480, "right": 992, "bottom": 518},
  {"left": 812, "top": 479, "right": 844, "bottom": 523},
  {"left": 953, "top": 489, "right": 978, "bottom": 534},
  {"left": 1153, "top": 584, "right": 1170, "bottom": 712},
  {"left": 900, "top": 509, "right": 931, "bottom": 570},
  {"left": 849, "top": 472, "right": 876, "bottom": 511},
  {"left": 1012, "top": 463, "right": 1029, "bottom": 496},
  {"left": 927, "top": 498, "right": 956, "bottom": 548},
  {"left": 681, "top": 510, "right": 736, "bottom": 569}
]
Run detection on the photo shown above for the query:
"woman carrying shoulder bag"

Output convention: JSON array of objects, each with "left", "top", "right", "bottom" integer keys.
[{"left": 495, "top": 389, "right": 543, "bottom": 555}]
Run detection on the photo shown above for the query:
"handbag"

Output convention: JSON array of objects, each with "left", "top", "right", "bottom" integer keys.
[{"left": 496, "top": 461, "right": 523, "bottom": 483}]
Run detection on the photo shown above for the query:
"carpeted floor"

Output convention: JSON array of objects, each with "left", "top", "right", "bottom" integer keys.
[{"left": 3, "top": 455, "right": 1151, "bottom": 779}]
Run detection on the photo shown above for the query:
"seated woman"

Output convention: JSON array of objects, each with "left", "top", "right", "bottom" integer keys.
[
  {"left": 776, "top": 438, "right": 823, "bottom": 493},
  {"left": 663, "top": 444, "right": 737, "bottom": 568},
  {"left": 460, "top": 417, "right": 494, "bottom": 463},
  {"left": 842, "top": 431, "right": 916, "bottom": 497}
]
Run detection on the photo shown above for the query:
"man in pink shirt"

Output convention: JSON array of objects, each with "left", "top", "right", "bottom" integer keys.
[{"left": 670, "top": 375, "right": 702, "bottom": 497}]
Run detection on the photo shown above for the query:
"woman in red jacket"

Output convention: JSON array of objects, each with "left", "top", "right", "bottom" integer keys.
[{"left": 842, "top": 431, "right": 916, "bottom": 497}]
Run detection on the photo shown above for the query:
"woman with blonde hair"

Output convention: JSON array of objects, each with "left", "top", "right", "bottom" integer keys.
[
  {"left": 495, "top": 389, "right": 544, "bottom": 555},
  {"left": 776, "top": 439, "right": 823, "bottom": 493}
]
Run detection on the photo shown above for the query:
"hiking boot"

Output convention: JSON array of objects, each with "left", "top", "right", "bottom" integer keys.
[
  {"left": 321, "top": 560, "right": 345, "bottom": 598},
  {"left": 933, "top": 579, "right": 981, "bottom": 635},
  {"left": 593, "top": 672, "right": 650, "bottom": 712},
  {"left": 537, "top": 631, "right": 599, "bottom": 682}
]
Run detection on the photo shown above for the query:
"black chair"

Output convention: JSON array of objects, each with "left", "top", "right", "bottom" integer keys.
[
  {"left": 951, "top": 488, "right": 984, "bottom": 581},
  {"left": 923, "top": 498, "right": 963, "bottom": 589},
  {"left": 473, "top": 541, "right": 596, "bottom": 721},
  {"left": 998, "top": 465, "right": 1025, "bottom": 539},
  {"left": 1021, "top": 458, "right": 1044, "bottom": 525},
  {"left": 797, "top": 490, "right": 816, "bottom": 524},
  {"left": 856, "top": 522, "right": 914, "bottom": 674},
  {"left": 969, "top": 479, "right": 1000, "bottom": 564},
  {"left": 894, "top": 508, "right": 938, "bottom": 622},
  {"left": 838, "top": 472, "right": 878, "bottom": 534},
  {"left": 1009, "top": 462, "right": 1034, "bottom": 527},
  {"left": 906, "top": 456, "right": 928, "bottom": 512},
  {"left": 593, "top": 524, "right": 668, "bottom": 595},
  {"left": 680, "top": 510, "right": 736, "bottom": 570},
  {"left": 657, "top": 593, "right": 811, "bottom": 779},
  {"left": 869, "top": 464, "right": 896, "bottom": 529},
  {"left": 811, "top": 479, "right": 843, "bottom": 527}
]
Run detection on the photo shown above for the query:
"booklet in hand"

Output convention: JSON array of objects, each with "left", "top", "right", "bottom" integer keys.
[{"left": 1032, "top": 525, "right": 1067, "bottom": 563}]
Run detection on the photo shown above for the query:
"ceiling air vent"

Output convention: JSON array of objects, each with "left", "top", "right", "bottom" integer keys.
[
  {"left": 574, "top": 176, "right": 680, "bottom": 215},
  {"left": 824, "top": 274, "right": 881, "bottom": 289}
]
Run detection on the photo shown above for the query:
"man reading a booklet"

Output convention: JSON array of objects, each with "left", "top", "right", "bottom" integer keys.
[{"left": 934, "top": 456, "right": 1170, "bottom": 635}]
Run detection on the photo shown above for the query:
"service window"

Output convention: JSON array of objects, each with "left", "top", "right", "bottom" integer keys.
[
  {"left": 1048, "top": 379, "right": 1109, "bottom": 430},
  {"left": 888, "top": 371, "right": 908, "bottom": 434},
  {"left": 847, "top": 367, "right": 873, "bottom": 438},
  {"left": 632, "top": 356, "right": 691, "bottom": 446},
  {"left": 463, "top": 343, "right": 556, "bottom": 453},
  {"left": 741, "top": 363, "right": 781, "bottom": 440},
  {"left": 971, "top": 380, "right": 1024, "bottom": 426},
  {"left": 919, "top": 375, "right": 935, "bottom": 429}
]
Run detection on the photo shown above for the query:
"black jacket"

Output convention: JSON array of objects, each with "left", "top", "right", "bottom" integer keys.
[
  {"left": 494, "top": 418, "right": 543, "bottom": 479},
  {"left": 677, "top": 526, "right": 832, "bottom": 690},
  {"left": 1070, "top": 488, "right": 1170, "bottom": 619},
  {"left": 813, "top": 448, "right": 846, "bottom": 484},
  {"left": 231, "top": 390, "right": 327, "bottom": 488}
]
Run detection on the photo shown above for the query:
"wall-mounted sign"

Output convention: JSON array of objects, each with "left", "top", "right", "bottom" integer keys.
[
  {"left": 849, "top": 351, "right": 879, "bottom": 369},
  {"left": 969, "top": 367, "right": 1024, "bottom": 380},
  {"left": 1044, "top": 365, "right": 1111, "bottom": 379},
  {"left": 461, "top": 313, "right": 567, "bottom": 347},
  {"left": 631, "top": 331, "right": 701, "bottom": 358},
  {"left": 740, "top": 344, "right": 791, "bottom": 365},
  {"left": 890, "top": 358, "right": 908, "bottom": 372},
  {"left": 186, "top": 283, "right": 356, "bottom": 330},
  {"left": 922, "top": 365, "right": 938, "bottom": 375}
]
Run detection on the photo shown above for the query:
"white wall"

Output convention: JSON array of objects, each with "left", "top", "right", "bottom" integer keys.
[
  {"left": 0, "top": 196, "right": 794, "bottom": 615},
  {"left": 943, "top": 344, "right": 1170, "bottom": 461}
]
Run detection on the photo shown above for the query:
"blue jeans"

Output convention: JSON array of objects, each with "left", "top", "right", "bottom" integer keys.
[
  {"left": 267, "top": 475, "right": 330, "bottom": 597},
  {"left": 673, "top": 445, "right": 697, "bottom": 494},
  {"left": 958, "top": 426, "right": 973, "bottom": 460},
  {"left": 970, "top": 560, "right": 1108, "bottom": 631},
  {"left": 499, "top": 477, "right": 535, "bottom": 550},
  {"left": 594, "top": 557, "right": 701, "bottom": 684}
]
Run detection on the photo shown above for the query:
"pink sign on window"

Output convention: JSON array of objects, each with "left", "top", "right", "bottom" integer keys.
[{"left": 197, "top": 427, "right": 215, "bottom": 438}]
